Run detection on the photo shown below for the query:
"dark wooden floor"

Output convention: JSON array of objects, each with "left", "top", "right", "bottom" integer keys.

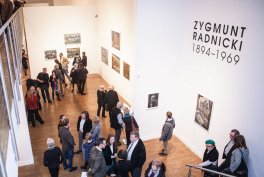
[{"left": 18, "top": 74, "right": 202, "bottom": 177}]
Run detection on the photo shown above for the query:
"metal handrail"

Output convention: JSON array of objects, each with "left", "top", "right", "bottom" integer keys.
[{"left": 186, "top": 164, "right": 237, "bottom": 177}]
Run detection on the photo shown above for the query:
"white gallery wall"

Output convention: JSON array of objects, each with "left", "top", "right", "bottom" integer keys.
[
  {"left": 96, "top": 0, "right": 135, "bottom": 104},
  {"left": 23, "top": 5, "right": 99, "bottom": 79},
  {"left": 134, "top": 0, "right": 264, "bottom": 177}
]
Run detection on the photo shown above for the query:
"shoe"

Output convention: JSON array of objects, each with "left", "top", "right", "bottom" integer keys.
[
  {"left": 48, "top": 100, "right": 53, "bottom": 103},
  {"left": 44, "top": 100, "right": 47, "bottom": 102},
  {"left": 74, "top": 150, "right": 82, "bottom": 154},
  {"left": 58, "top": 98, "right": 61, "bottom": 101},
  {"left": 159, "top": 152, "right": 168, "bottom": 156},
  {"left": 41, "top": 121, "right": 45, "bottom": 125},
  {"left": 81, "top": 93, "right": 86, "bottom": 95},
  {"left": 64, "top": 167, "right": 68, "bottom": 170},
  {"left": 117, "top": 142, "right": 122, "bottom": 146},
  {"left": 69, "top": 166, "right": 78, "bottom": 172}
]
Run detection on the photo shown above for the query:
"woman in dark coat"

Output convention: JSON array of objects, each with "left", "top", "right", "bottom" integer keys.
[
  {"left": 103, "top": 134, "right": 118, "bottom": 176},
  {"left": 75, "top": 111, "right": 92, "bottom": 153},
  {"left": 198, "top": 139, "right": 219, "bottom": 177}
]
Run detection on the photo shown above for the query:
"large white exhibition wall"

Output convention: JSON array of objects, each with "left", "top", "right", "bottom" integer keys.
[
  {"left": 23, "top": 5, "right": 99, "bottom": 79},
  {"left": 134, "top": 0, "right": 264, "bottom": 177},
  {"left": 96, "top": 0, "right": 135, "bottom": 104}
]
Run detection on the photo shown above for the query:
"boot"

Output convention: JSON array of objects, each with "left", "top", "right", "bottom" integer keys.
[{"left": 57, "top": 93, "right": 61, "bottom": 101}]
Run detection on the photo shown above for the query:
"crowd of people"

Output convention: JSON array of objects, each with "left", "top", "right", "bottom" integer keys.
[
  {"left": 197, "top": 129, "right": 249, "bottom": 177},
  {"left": 22, "top": 49, "right": 249, "bottom": 177}
]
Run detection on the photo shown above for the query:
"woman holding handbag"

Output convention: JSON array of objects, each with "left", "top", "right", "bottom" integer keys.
[{"left": 222, "top": 135, "right": 249, "bottom": 177}]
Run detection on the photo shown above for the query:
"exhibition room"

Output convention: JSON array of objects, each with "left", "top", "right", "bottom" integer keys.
[{"left": 0, "top": 0, "right": 263, "bottom": 177}]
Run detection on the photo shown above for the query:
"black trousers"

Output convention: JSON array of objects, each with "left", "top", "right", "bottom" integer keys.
[
  {"left": 48, "top": 166, "right": 59, "bottom": 177},
  {"left": 78, "top": 79, "right": 86, "bottom": 94},
  {"left": 41, "top": 85, "right": 51, "bottom": 101},
  {"left": 97, "top": 103, "right": 106, "bottom": 117},
  {"left": 28, "top": 109, "right": 44, "bottom": 127}
]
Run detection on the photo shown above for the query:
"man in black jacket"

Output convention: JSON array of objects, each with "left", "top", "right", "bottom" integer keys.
[
  {"left": 218, "top": 129, "right": 240, "bottom": 171},
  {"left": 43, "top": 138, "right": 63, "bottom": 177},
  {"left": 81, "top": 51, "right": 87, "bottom": 67},
  {"left": 78, "top": 63, "right": 88, "bottom": 95},
  {"left": 127, "top": 131, "right": 146, "bottom": 177},
  {"left": 105, "top": 85, "right": 119, "bottom": 117},
  {"left": 37, "top": 68, "right": 52, "bottom": 103}
]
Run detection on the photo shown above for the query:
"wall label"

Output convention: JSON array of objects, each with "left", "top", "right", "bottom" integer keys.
[{"left": 192, "top": 20, "right": 247, "bottom": 65}]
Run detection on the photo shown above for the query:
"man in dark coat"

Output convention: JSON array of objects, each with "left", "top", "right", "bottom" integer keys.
[
  {"left": 104, "top": 85, "right": 119, "bottom": 117},
  {"left": 127, "top": 131, "right": 146, "bottom": 177},
  {"left": 81, "top": 51, "right": 87, "bottom": 67},
  {"left": 43, "top": 138, "right": 63, "bottom": 177},
  {"left": 58, "top": 118, "right": 77, "bottom": 172},
  {"left": 78, "top": 63, "right": 88, "bottom": 95},
  {"left": 37, "top": 68, "right": 52, "bottom": 103}
]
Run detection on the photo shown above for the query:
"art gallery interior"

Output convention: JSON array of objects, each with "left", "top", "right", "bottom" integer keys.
[{"left": 1, "top": 0, "right": 264, "bottom": 177}]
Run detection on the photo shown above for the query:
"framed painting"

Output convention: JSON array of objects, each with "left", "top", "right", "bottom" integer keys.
[
  {"left": 112, "top": 54, "right": 120, "bottom": 73},
  {"left": 194, "top": 94, "right": 213, "bottom": 131},
  {"left": 67, "top": 48, "right": 80, "bottom": 58},
  {"left": 123, "top": 61, "right": 130, "bottom": 80},
  {"left": 64, "top": 33, "right": 81, "bottom": 44},
  {"left": 147, "top": 93, "right": 159, "bottom": 108},
  {"left": 112, "top": 31, "right": 120, "bottom": 50},
  {"left": 44, "top": 50, "right": 57, "bottom": 59},
  {"left": 101, "top": 47, "right": 108, "bottom": 65}
]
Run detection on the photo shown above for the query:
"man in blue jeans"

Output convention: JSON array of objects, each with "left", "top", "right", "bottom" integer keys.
[{"left": 58, "top": 118, "right": 77, "bottom": 172}]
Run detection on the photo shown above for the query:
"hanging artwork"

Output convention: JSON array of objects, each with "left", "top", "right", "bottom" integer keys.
[
  {"left": 147, "top": 93, "right": 159, "bottom": 108},
  {"left": 123, "top": 61, "right": 130, "bottom": 80},
  {"left": 194, "top": 94, "right": 213, "bottom": 131},
  {"left": 44, "top": 50, "right": 57, "bottom": 59},
  {"left": 112, "top": 54, "right": 120, "bottom": 73},
  {"left": 67, "top": 48, "right": 80, "bottom": 58},
  {"left": 112, "top": 31, "right": 120, "bottom": 50},
  {"left": 101, "top": 47, "right": 108, "bottom": 65},
  {"left": 64, "top": 33, "right": 81, "bottom": 44}
]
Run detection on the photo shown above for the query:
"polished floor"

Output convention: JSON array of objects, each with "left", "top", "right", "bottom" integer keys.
[{"left": 18, "top": 74, "right": 202, "bottom": 177}]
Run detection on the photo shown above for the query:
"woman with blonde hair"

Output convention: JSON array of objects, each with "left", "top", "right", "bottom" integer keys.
[
  {"left": 90, "top": 116, "right": 102, "bottom": 142},
  {"left": 81, "top": 133, "right": 94, "bottom": 169}
]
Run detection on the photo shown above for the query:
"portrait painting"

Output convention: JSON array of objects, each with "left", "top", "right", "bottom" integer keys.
[
  {"left": 67, "top": 48, "right": 80, "bottom": 58},
  {"left": 123, "top": 61, "right": 130, "bottom": 80},
  {"left": 147, "top": 93, "right": 159, "bottom": 108},
  {"left": 112, "top": 54, "right": 120, "bottom": 73},
  {"left": 194, "top": 94, "right": 213, "bottom": 131},
  {"left": 101, "top": 47, "right": 108, "bottom": 65},
  {"left": 64, "top": 33, "right": 81, "bottom": 44},
  {"left": 112, "top": 31, "right": 120, "bottom": 50},
  {"left": 44, "top": 50, "right": 57, "bottom": 59}
]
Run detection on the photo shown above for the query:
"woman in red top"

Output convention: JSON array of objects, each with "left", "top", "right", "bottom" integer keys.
[{"left": 25, "top": 86, "right": 45, "bottom": 127}]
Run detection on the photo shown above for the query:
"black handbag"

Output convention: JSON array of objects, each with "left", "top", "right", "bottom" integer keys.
[{"left": 234, "top": 149, "right": 248, "bottom": 176}]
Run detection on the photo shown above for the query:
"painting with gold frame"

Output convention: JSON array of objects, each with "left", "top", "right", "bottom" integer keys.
[
  {"left": 112, "top": 31, "right": 120, "bottom": 50},
  {"left": 123, "top": 61, "right": 130, "bottom": 80},
  {"left": 112, "top": 54, "right": 120, "bottom": 73}
]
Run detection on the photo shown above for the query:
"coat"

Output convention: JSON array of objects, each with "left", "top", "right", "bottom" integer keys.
[
  {"left": 130, "top": 139, "right": 146, "bottom": 171},
  {"left": 77, "top": 116, "right": 92, "bottom": 139},
  {"left": 160, "top": 118, "right": 175, "bottom": 141},
  {"left": 89, "top": 147, "right": 107, "bottom": 177}
]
